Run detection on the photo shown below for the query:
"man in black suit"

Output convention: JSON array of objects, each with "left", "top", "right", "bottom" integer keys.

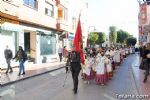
[
  {"left": 66, "top": 46, "right": 81, "bottom": 94},
  {"left": 4, "top": 45, "right": 13, "bottom": 74}
]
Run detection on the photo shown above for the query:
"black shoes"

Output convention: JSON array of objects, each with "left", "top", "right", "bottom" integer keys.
[
  {"left": 72, "top": 89, "right": 77, "bottom": 94},
  {"left": 18, "top": 72, "right": 25, "bottom": 76},
  {"left": 9, "top": 70, "right": 13, "bottom": 73},
  {"left": 143, "top": 78, "right": 147, "bottom": 83},
  {"left": 18, "top": 73, "right": 21, "bottom": 76},
  {"left": 5, "top": 69, "right": 13, "bottom": 74},
  {"left": 74, "top": 90, "right": 77, "bottom": 94},
  {"left": 22, "top": 72, "right": 25, "bottom": 75}
]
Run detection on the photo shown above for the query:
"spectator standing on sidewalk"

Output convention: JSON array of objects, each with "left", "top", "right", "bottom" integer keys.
[
  {"left": 63, "top": 46, "right": 68, "bottom": 62},
  {"left": 143, "top": 45, "right": 150, "bottom": 83},
  {"left": 66, "top": 46, "right": 81, "bottom": 94},
  {"left": 4, "top": 45, "right": 13, "bottom": 74},
  {"left": 58, "top": 46, "right": 63, "bottom": 62},
  {"left": 13, "top": 46, "right": 27, "bottom": 76}
]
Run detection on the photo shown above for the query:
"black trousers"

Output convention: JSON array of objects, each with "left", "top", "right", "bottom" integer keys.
[
  {"left": 144, "top": 63, "right": 150, "bottom": 82},
  {"left": 71, "top": 62, "right": 81, "bottom": 92},
  {"left": 6, "top": 59, "right": 13, "bottom": 73},
  {"left": 58, "top": 53, "right": 62, "bottom": 62}
]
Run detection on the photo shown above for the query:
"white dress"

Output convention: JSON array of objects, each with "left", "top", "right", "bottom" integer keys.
[
  {"left": 105, "top": 58, "right": 112, "bottom": 73},
  {"left": 95, "top": 56, "right": 105, "bottom": 74},
  {"left": 84, "top": 59, "right": 91, "bottom": 76},
  {"left": 125, "top": 48, "right": 129, "bottom": 54},
  {"left": 130, "top": 47, "right": 132, "bottom": 54},
  {"left": 114, "top": 50, "right": 120, "bottom": 63}
]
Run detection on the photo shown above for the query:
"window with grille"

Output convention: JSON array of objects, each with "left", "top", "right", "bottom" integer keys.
[
  {"left": 45, "top": 2, "right": 54, "bottom": 17},
  {"left": 23, "top": 0, "right": 38, "bottom": 9}
]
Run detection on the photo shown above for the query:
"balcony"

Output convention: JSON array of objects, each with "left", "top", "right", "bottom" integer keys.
[
  {"left": 55, "top": 0, "right": 68, "bottom": 7},
  {"left": 56, "top": 19, "right": 68, "bottom": 31}
]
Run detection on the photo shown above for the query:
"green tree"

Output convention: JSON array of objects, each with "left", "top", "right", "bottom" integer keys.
[
  {"left": 88, "top": 32, "right": 98, "bottom": 46},
  {"left": 117, "top": 30, "right": 129, "bottom": 45},
  {"left": 96, "top": 32, "right": 106, "bottom": 46},
  {"left": 109, "top": 26, "right": 117, "bottom": 45},
  {"left": 126, "top": 37, "right": 137, "bottom": 46}
]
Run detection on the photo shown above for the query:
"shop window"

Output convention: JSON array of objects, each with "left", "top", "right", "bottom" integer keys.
[
  {"left": 40, "top": 34, "right": 56, "bottom": 55},
  {"left": 24, "top": 0, "right": 38, "bottom": 9}
]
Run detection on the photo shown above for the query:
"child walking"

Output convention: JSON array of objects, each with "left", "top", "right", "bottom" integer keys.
[
  {"left": 82, "top": 56, "right": 95, "bottom": 84},
  {"left": 95, "top": 52, "right": 108, "bottom": 85}
]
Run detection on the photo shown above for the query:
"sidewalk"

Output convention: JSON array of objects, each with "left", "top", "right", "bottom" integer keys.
[
  {"left": 1, "top": 61, "right": 66, "bottom": 86},
  {"left": 131, "top": 53, "right": 150, "bottom": 96}
]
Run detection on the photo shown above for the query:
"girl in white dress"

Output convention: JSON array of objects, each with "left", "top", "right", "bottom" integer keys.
[
  {"left": 130, "top": 47, "right": 133, "bottom": 54},
  {"left": 110, "top": 48, "right": 116, "bottom": 70},
  {"left": 105, "top": 55, "right": 113, "bottom": 79},
  {"left": 95, "top": 52, "right": 108, "bottom": 85},
  {"left": 114, "top": 49, "right": 121, "bottom": 66},
  {"left": 120, "top": 48, "right": 124, "bottom": 62},
  {"left": 82, "top": 56, "right": 95, "bottom": 84}
]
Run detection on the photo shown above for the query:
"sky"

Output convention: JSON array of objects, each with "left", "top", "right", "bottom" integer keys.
[{"left": 85, "top": 0, "right": 139, "bottom": 39}]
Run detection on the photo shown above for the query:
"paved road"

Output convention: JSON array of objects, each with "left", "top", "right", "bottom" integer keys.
[{"left": 0, "top": 54, "right": 144, "bottom": 100}]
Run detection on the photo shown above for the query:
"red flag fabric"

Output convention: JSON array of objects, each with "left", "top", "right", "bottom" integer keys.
[{"left": 73, "top": 16, "right": 85, "bottom": 64}]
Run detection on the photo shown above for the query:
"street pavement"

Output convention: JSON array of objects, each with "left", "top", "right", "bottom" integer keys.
[{"left": 0, "top": 53, "right": 150, "bottom": 100}]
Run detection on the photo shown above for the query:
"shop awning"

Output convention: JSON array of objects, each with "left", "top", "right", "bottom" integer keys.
[{"left": 1, "top": 22, "right": 21, "bottom": 32}]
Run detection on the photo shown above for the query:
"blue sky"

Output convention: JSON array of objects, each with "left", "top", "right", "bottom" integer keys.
[{"left": 86, "top": 0, "right": 139, "bottom": 38}]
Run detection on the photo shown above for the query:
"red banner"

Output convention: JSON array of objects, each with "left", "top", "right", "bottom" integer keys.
[{"left": 73, "top": 16, "right": 85, "bottom": 64}]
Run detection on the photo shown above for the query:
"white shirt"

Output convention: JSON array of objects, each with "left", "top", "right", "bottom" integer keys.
[{"left": 58, "top": 48, "right": 63, "bottom": 53}]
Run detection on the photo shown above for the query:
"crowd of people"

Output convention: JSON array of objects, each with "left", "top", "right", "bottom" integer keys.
[{"left": 81, "top": 46, "right": 135, "bottom": 85}]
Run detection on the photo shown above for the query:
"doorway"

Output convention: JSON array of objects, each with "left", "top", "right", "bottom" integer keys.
[
  {"left": 24, "top": 31, "right": 36, "bottom": 63},
  {"left": 24, "top": 32, "right": 30, "bottom": 53}
]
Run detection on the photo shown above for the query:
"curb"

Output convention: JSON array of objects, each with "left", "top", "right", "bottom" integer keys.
[{"left": 1, "top": 65, "right": 66, "bottom": 87}]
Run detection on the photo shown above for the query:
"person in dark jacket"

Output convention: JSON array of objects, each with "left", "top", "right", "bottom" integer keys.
[
  {"left": 4, "top": 45, "right": 13, "bottom": 74},
  {"left": 13, "top": 46, "right": 26, "bottom": 76},
  {"left": 143, "top": 45, "right": 150, "bottom": 83},
  {"left": 66, "top": 46, "right": 81, "bottom": 94}
]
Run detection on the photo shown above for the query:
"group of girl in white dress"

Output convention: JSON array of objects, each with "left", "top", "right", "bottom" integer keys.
[{"left": 82, "top": 47, "right": 134, "bottom": 85}]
